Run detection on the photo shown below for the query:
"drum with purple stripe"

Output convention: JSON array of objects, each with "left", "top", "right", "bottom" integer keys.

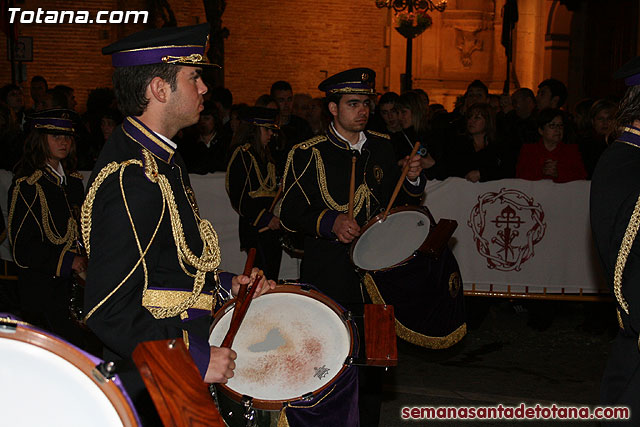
[{"left": 0, "top": 314, "right": 139, "bottom": 426}]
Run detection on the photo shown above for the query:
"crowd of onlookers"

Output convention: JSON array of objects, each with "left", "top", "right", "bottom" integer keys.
[{"left": 0, "top": 75, "right": 619, "bottom": 184}]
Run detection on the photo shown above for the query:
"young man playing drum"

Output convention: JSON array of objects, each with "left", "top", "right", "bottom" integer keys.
[
  {"left": 280, "top": 68, "right": 425, "bottom": 426},
  {"left": 82, "top": 24, "right": 274, "bottom": 423}
]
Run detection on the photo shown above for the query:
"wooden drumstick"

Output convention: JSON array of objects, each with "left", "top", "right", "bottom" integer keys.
[
  {"left": 348, "top": 155, "right": 356, "bottom": 220},
  {"left": 258, "top": 185, "right": 284, "bottom": 233},
  {"left": 221, "top": 273, "right": 262, "bottom": 348},
  {"left": 226, "top": 248, "right": 256, "bottom": 320},
  {"left": 237, "top": 248, "right": 257, "bottom": 303},
  {"left": 382, "top": 142, "right": 421, "bottom": 221}
]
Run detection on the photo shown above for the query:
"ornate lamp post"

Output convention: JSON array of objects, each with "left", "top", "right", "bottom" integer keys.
[{"left": 375, "top": 0, "right": 447, "bottom": 91}]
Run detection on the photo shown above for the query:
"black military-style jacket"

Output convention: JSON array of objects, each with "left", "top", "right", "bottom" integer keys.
[
  {"left": 280, "top": 125, "right": 425, "bottom": 306},
  {"left": 591, "top": 126, "right": 640, "bottom": 414},
  {"left": 8, "top": 165, "right": 84, "bottom": 282},
  {"left": 281, "top": 125, "right": 424, "bottom": 238},
  {"left": 225, "top": 143, "right": 278, "bottom": 249},
  {"left": 83, "top": 116, "right": 229, "bottom": 376}
]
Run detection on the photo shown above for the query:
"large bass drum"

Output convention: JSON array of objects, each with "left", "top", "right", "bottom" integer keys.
[
  {"left": 350, "top": 205, "right": 466, "bottom": 349},
  {"left": 209, "top": 284, "right": 359, "bottom": 426},
  {"left": 0, "top": 314, "right": 139, "bottom": 426}
]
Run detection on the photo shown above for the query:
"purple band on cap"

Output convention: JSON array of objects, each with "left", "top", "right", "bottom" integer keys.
[
  {"left": 625, "top": 74, "right": 640, "bottom": 86},
  {"left": 112, "top": 45, "right": 203, "bottom": 67},
  {"left": 32, "top": 117, "right": 74, "bottom": 131}
]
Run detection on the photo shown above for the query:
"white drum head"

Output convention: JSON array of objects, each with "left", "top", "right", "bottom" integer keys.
[
  {"left": 209, "top": 292, "right": 350, "bottom": 402},
  {"left": 0, "top": 338, "right": 124, "bottom": 426},
  {"left": 352, "top": 210, "right": 431, "bottom": 271}
]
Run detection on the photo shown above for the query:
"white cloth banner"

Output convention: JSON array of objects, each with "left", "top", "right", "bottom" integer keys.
[
  {"left": 0, "top": 170, "right": 606, "bottom": 293},
  {"left": 424, "top": 177, "right": 607, "bottom": 294},
  {"left": 0, "top": 170, "right": 300, "bottom": 279}
]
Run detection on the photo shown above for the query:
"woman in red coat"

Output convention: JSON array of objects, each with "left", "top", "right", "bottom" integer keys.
[{"left": 516, "top": 108, "right": 587, "bottom": 183}]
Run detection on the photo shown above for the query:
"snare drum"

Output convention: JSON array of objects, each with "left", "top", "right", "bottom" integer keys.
[
  {"left": 350, "top": 206, "right": 467, "bottom": 349},
  {"left": 0, "top": 315, "right": 139, "bottom": 426},
  {"left": 209, "top": 285, "right": 359, "bottom": 426}
]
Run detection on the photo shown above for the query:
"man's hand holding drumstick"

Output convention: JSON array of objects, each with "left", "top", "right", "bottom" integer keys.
[
  {"left": 205, "top": 252, "right": 276, "bottom": 384},
  {"left": 333, "top": 155, "right": 361, "bottom": 244}
]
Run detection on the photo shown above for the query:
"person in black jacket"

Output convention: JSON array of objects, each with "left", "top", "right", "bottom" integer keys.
[
  {"left": 591, "top": 57, "right": 640, "bottom": 426},
  {"left": 226, "top": 106, "right": 282, "bottom": 280},
  {"left": 7, "top": 109, "right": 87, "bottom": 345},
  {"left": 446, "top": 103, "right": 503, "bottom": 182},
  {"left": 83, "top": 24, "right": 274, "bottom": 423},
  {"left": 393, "top": 91, "right": 447, "bottom": 180}
]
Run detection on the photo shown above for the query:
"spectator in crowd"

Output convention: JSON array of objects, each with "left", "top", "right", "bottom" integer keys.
[
  {"left": 573, "top": 98, "right": 596, "bottom": 138},
  {"left": 270, "top": 80, "right": 312, "bottom": 172},
  {"left": 27, "top": 75, "right": 48, "bottom": 115},
  {"left": 308, "top": 97, "right": 326, "bottom": 135},
  {"left": 488, "top": 94, "right": 502, "bottom": 114},
  {"left": 226, "top": 106, "right": 282, "bottom": 280},
  {"left": 292, "top": 93, "right": 313, "bottom": 123},
  {"left": 393, "top": 91, "right": 446, "bottom": 180},
  {"left": 465, "top": 80, "right": 490, "bottom": 111},
  {"left": 536, "top": 78, "right": 568, "bottom": 110},
  {"left": 579, "top": 99, "right": 618, "bottom": 178},
  {"left": 413, "top": 88, "right": 430, "bottom": 111},
  {"left": 1, "top": 83, "right": 25, "bottom": 130},
  {"left": 516, "top": 108, "right": 586, "bottom": 183},
  {"left": 0, "top": 102, "right": 23, "bottom": 170},
  {"left": 377, "top": 92, "right": 403, "bottom": 134},
  {"left": 6, "top": 109, "right": 87, "bottom": 346},
  {"left": 432, "top": 80, "right": 489, "bottom": 149},
  {"left": 499, "top": 88, "right": 539, "bottom": 177},
  {"left": 229, "top": 103, "right": 248, "bottom": 135},
  {"left": 53, "top": 85, "right": 77, "bottom": 111},
  {"left": 446, "top": 103, "right": 503, "bottom": 182},
  {"left": 179, "top": 101, "right": 230, "bottom": 174},
  {"left": 36, "top": 88, "right": 68, "bottom": 111},
  {"left": 210, "top": 86, "right": 233, "bottom": 132},
  {"left": 255, "top": 94, "right": 278, "bottom": 109}
]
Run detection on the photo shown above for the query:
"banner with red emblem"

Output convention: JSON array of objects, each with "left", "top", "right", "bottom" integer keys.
[{"left": 424, "top": 178, "right": 607, "bottom": 294}]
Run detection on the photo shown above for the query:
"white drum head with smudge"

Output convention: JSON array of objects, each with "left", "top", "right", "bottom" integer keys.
[{"left": 209, "top": 292, "right": 351, "bottom": 401}]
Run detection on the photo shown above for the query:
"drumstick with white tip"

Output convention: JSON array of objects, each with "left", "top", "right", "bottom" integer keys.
[
  {"left": 258, "top": 184, "right": 283, "bottom": 233},
  {"left": 348, "top": 155, "right": 356, "bottom": 219},
  {"left": 382, "top": 142, "right": 421, "bottom": 222}
]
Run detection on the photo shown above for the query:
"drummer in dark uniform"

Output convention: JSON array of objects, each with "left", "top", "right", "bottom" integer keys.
[
  {"left": 591, "top": 57, "right": 640, "bottom": 424},
  {"left": 226, "top": 106, "right": 282, "bottom": 280},
  {"left": 82, "top": 24, "right": 274, "bottom": 422},
  {"left": 280, "top": 68, "right": 425, "bottom": 308},
  {"left": 279, "top": 68, "right": 425, "bottom": 426},
  {"left": 7, "top": 109, "right": 87, "bottom": 346}
]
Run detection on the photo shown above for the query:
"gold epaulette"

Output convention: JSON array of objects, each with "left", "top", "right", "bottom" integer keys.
[
  {"left": 292, "top": 135, "right": 327, "bottom": 151},
  {"left": 70, "top": 171, "right": 84, "bottom": 180},
  {"left": 25, "top": 170, "right": 43, "bottom": 185},
  {"left": 366, "top": 130, "right": 391, "bottom": 140}
]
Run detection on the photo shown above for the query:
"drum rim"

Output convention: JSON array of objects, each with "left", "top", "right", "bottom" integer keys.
[
  {"left": 350, "top": 205, "right": 434, "bottom": 272},
  {"left": 210, "top": 284, "right": 356, "bottom": 411},
  {"left": 1, "top": 324, "right": 139, "bottom": 426}
]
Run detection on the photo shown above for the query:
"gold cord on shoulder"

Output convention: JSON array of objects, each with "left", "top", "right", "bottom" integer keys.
[
  {"left": 82, "top": 151, "right": 221, "bottom": 321},
  {"left": 613, "top": 193, "right": 640, "bottom": 315},
  {"left": 8, "top": 171, "right": 77, "bottom": 269}
]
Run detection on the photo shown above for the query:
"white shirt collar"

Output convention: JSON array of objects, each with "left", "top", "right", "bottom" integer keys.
[
  {"left": 156, "top": 132, "right": 177, "bottom": 150},
  {"left": 331, "top": 123, "right": 367, "bottom": 153},
  {"left": 47, "top": 161, "right": 66, "bottom": 184}
]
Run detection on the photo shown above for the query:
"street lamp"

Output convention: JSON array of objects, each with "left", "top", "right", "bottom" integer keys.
[{"left": 376, "top": 0, "right": 447, "bottom": 91}]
